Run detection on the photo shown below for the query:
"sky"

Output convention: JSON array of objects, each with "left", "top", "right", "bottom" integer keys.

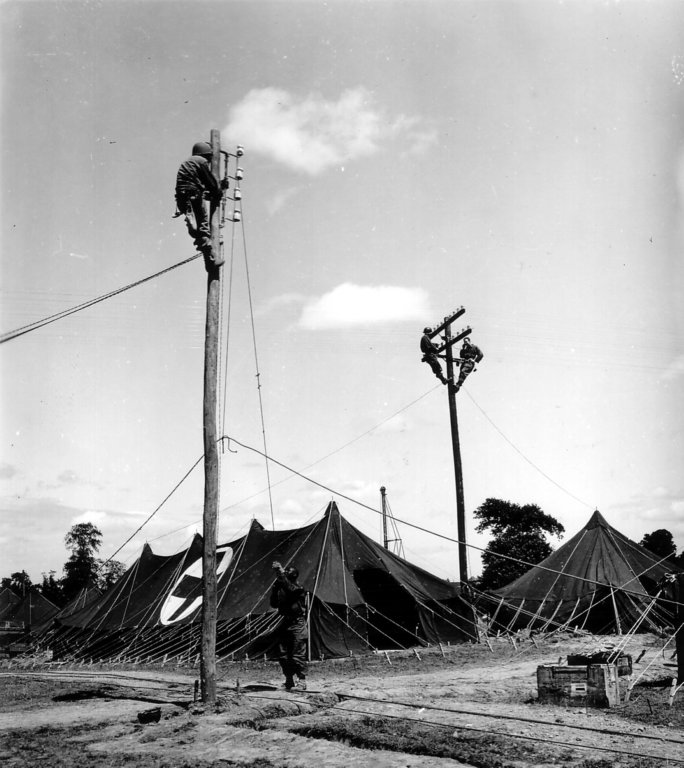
[{"left": 2, "top": 0, "right": 684, "bottom": 586}]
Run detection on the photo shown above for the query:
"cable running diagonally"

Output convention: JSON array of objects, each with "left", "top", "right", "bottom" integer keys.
[
  {"left": 0, "top": 254, "right": 201, "bottom": 344},
  {"left": 464, "top": 390, "right": 592, "bottom": 508},
  {"left": 221, "top": 435, "right": 683, "bottom": 607}
]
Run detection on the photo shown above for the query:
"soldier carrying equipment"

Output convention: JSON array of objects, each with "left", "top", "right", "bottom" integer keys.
[
  {"left": 175, "top": 141, "right": 228, "bottom": 269},
  {"left": 454, "top": 337, "right": 483, "bottom": 392},
  {"left": 420, "top": 327, "right": 449, "bottom": 385}
]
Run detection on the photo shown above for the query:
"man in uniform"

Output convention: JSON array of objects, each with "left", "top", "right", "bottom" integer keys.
[
  {"left": 175, "top": 141, "right": 227, "bottom": 268},
  {"left": 420, "top": 327, "right": 449, "bottom": 385},
  {"left": 270, "top": 561, "right": 308, "bottom": 691},
  {"left": 454, "top": 337, "right": 484, "bottom": 392}
]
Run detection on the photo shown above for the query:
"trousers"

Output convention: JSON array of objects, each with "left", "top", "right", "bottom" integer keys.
[
  {"left": 276, "top": 618, "right": 308, "bottom": 681},
  {"left": 456, "top": 359, "right": 475, "bottom": 387},
  {"left": 422, "top": 354, "right": 446, "bottom": 383},
  {"left": 177, "top": 194, "right": 212, "bottom": 253}
]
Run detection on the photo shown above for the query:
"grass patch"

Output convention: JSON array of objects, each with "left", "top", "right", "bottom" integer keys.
[
  {"left": 291, "top": 714, "right": 547, "bottom": 768},
  {"left": 289, "top": 715, "right": 670, "bottom": 768}
]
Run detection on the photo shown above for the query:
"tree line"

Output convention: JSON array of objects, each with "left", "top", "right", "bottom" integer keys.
[
  {"left": 473, "top": 498, "right": 684, "bottom": 590},
  {"left": 1, "top": 522, "right": 125, "bottom": 607}
]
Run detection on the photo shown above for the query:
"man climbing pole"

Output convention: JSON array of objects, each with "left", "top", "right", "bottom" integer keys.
[
  {"left": 174, "top": 141, "right": 228, "bottom": 269},
  {"left": 454, "top": 337, "right": 484, "bottom": 392},
  {"left": 420, "top": 327, "right": 449, "bottom": 385}
]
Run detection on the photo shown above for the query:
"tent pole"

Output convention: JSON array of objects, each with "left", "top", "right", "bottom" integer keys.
[
  {"left": 381, "top": 486, "right": 388, "bottom": 549},
  {"left": 610, "top": 587, "right": 622, "bottom": 635}
]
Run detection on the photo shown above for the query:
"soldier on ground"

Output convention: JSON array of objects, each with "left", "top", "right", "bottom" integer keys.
[{"left": 270, "top": 561, "right": 308, "bottom": 691}]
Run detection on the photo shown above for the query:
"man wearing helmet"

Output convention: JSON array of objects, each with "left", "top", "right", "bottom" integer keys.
[
  {"left": 175, "top": 141, "right": 226, "bottom": 268},
  {"left": 420, "top": 327, "right": 449, "bottom": 385},
  {"left": 454, "top": 337, "right": 484, "bottom": 392}
]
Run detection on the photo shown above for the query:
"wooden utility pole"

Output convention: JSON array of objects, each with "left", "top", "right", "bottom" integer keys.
[
  {"left": 380, "top": 486, "right": 388, "bottom": 549},
  {"left": 429, "top": 309, "right": 471, "bottom": 586},
  {"left": 200, "top": 128, "right": 222, "bottom": 705},
  {"left": 444, "top": 326, "right": 468, "bottom": 585}
]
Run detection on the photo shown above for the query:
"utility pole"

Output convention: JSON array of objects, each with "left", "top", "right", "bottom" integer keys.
[
  {"left": 427, "top": 309, "right": 472, "bottom": 585},
  {"left": 380, "top": 486, "right": 388, "bottom": 549},
  {"left": 200, "top": 128, "right": 222, "bottom": 705}
]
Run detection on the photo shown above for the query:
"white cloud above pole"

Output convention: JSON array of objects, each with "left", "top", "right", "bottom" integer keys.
[
  {"left": 298, "top": 283, "right": 431, "bottom": 329},
  {"left": 223, "top": 87, "right": 436, "bottom": 174}
]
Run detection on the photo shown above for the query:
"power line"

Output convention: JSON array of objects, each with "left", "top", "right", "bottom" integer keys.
[
  {"left": 464, "top": 390, "right": 593, "bottom": 508},
  {"left": 0, "top": 254, "right": 201, "bottom": 345},
  {"left": 219, "top": 434, "right": 682, "bottom": 605}
]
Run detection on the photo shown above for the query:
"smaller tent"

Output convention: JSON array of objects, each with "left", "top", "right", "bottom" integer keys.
[
  {"left": 1, "top": 589, "right": 60, "bottom": 633},
  {"left": 477, "top": 510, "right": 681, "bottom": 635},
  {"left": 49, "top": 502, "right": 477, "bottom": 661},
  {"left": 0, "top": 587, "right": 21, "bottom": 623}
]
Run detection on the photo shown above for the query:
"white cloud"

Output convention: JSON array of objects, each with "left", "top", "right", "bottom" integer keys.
[
  {"left": 298, "top": 283, "right": 431, "bottom": 329},
  {"left": 224, "top": 88, "right": 434, "bottom": 175},
  {"left": 70, "top": 509, "right": 109, "bottom": 527}
]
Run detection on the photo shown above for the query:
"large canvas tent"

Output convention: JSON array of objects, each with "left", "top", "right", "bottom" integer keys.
[
  {"left": 45, "top": 502, "right": 476, "bottom": 661},
  {"left": 477, "top": 510, "right": 682, "bottom": 635}
]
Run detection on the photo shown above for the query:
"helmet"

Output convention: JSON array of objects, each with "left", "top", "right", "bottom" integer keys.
[
  {"left": 423, "top": 327, "right": 432, "bottom": 334},
  {"left": 192, "top": 141, "right": 212, "bottom": 157}
]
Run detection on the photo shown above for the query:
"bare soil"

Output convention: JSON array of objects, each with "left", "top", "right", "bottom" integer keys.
[{"left": 0, "top": 633, "right": 682, "bottom": 767}]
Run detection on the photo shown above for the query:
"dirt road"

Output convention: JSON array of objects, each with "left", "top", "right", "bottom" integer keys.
[{"left": 1, "top": 633, "right": 682, "bottom": 767}]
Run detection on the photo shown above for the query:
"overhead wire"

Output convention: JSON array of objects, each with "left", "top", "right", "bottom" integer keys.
[
  {"left": 218, "top": 434, "right": 684, "bottom": 608},
  {"left": 0, "top": 253, "right": 201, "bottom": 345},
  {"left": 238, "top": 198, "right": 275, "bottom": 530},
  {"left": 464, "top": 389, "right": 593, "bottom": 508}
]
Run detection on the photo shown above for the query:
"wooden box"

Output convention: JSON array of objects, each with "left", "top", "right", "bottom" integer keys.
[{"left": 537, "top": 663, "right": 619, "bottom": 707}]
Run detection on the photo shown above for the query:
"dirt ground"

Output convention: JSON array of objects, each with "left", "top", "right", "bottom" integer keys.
[{"left": 0, "top": 632, "right": 682, "bottom": 767}]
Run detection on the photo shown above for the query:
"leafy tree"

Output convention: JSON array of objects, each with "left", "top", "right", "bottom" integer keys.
[
  {"left": 61, "top": 522, "right": 103, "bottom": 600},
  {"left": 639, "top": 529, "right": 677, "bottom": 562},
  {"left": 39, "top": 570, "right": 64, "bottom": 606},
  {"left": 474, "top": 498, "right": 564, "bottom": 591},
  {"left": 1, "top": 570, "right": 33, "bottom": 596},
  {"left": 96, "top": 559, "right": 126, "bottom": 591}
]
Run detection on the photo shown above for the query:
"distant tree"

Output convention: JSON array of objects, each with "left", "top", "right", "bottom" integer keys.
[
  {"left": 474, "top": 498, "right": 564, "bottom": 591},
  {"left": 96, "top": 559, "right": 126, "bottom": 591},
  {"left": 61, "top": 522, "right": 103, "bottom": 600},
  {"left": 1, "top": 570, "right": 33, "bottom": 596},
  {"left": 639, "top": 529, "right": 677, "bottom": 562},
  {"left": 39, "top": 570, "right": 64, "bottom": 606}
]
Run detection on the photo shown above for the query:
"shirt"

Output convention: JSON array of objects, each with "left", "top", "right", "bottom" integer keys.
[
  {"left": 175, "top": 154, "right": 222, "bottom": 200},
  {"left": 461, "top": 342, "right": 484, "bottom": 363},
  {"left": 420, "top": 334, "right": 440, "bottom": 356},
  {"left": 269, "top": 574, "right": 307, "bottom": 625}
]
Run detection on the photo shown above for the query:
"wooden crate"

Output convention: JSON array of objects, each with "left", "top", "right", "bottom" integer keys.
[{"left": 537, "top": 664, "right": 620, "bottom": 707}]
